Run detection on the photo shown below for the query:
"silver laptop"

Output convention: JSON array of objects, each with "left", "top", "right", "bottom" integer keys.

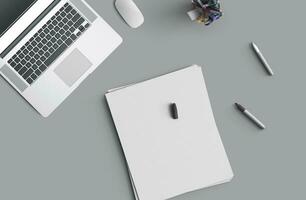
[{"left": 0, "top": 0, "right": 122, "bottom": 117}]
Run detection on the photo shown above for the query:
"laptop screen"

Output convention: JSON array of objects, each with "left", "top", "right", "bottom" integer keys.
[{"left": 0, "top": 0, "right": 37, "bottom": 37}]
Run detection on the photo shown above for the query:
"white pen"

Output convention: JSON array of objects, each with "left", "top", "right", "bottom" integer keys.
[
  {"left": 251, "top": 42, "right": 274, "bottom": 76},
  {"left": 235, "top": 103, "right": 266, "bottom": 129}
]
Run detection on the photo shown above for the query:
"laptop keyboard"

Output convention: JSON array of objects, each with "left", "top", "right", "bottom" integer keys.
[{"left": 7, "top": 3, "right": 91, "bottom": 85}]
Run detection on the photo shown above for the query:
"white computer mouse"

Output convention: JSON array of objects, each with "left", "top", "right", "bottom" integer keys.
[{"left": 115, "top": 0, "right": 144, "bottom": 28}]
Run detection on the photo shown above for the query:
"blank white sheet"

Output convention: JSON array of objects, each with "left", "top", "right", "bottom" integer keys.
[{"left": 106, "top": 65, "right": 233, "bottom": 200}]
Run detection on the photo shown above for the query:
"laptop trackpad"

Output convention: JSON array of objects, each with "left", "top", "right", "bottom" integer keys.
[{"left": 54, "top": 49, "right": 92, "bottom": 87}]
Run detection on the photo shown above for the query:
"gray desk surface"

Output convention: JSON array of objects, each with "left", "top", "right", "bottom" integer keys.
[{"left": 1, "top": 0, "right": 305, "bottom": 199}]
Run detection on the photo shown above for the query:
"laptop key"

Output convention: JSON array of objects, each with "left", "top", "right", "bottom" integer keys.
[
  {"left": 55, "top": 33, "right": 61, "bottom": 39},
  {"left": 26, "top": 62, "right": 32, "bottom": 68},
  {"left": 74, "top": 18, "right": 85, "bottom": 28},
  {"left": 67, "top": 14, "right": 73, "bottom": 20},
  {"left": 27, "top": 45, "right": 33, "bottom": 52},
  {"left": 52, "top": 20, "right": 58, "bottom": 26},
  {"left": 15, "top": 64, "right": 22, "bottom": 71},
  {"left": 63, "top": 18, "right": 68, "bottom": 23},
  {"left": 23, "top": 69, "right": 33, "bottom": 79},
  {"left": 57, "top": 39, "right": 63, "bottom": 45},
  {"left": 71, "top": 9, "right": 77, "bottom": 15},
  {"left": 63, "top": 25, "right": 69, "bottom": 31},
  {"left": 65, "top": 38, "right": 73, "bottom": 46},
  {"left": 35, "top": 69, "right": 41, "bottom": 76},
  {"left": 48, "top": 24, "right": 54, "bottom": 30},
  {"left": 47, "top": 41, "right": 53, "bottom": 47},
  {"left": 42, "top": 39, "right": 48, "bottom": 44},
  {"left": 39, "top": 50, "right": 44, "bottom": 56},
  {"left": 30, "top": 58, "right": 36, "bottom": 64},
  {"left": 40, "top": 32, "right": 45, "bottom": 38},
  {"left": 23, "top": 49, "right": 29, "bottom": 55},
  {"left": 45, "top": 43, "right": 67, "bottom": 66},
  {"left": 34, "top": 47, "right": 39, "bottom": 52},
  {"left": 69, "top": 26, "right": 76, "bottom": 33},
  {"left": 31, "top": 73, "right": 37, "bottom": 80},
  {"left": 46, "top": 34, "right": 52, "bottom": 40},
  {"left": 25, "top": 55, "right": 31, "bottom": 61},
  {"left": 72, "top": 14, "right": 80, "bottom": 22},
  {"left": 61, "top": 35, "right": 67, "bottom": 41},
  {"left": 21, "top": 59, "right": 27, "bottom": 65},
  {"left": 79, "top": 26, "right": 85, "bottom": 32},
  {"left": 19, "top": 67, "right": 27, "bottom": 75},
  {"left": 67, "top": 20, "right": 73, "bottom": 26},
  {"left": 51, "top": 37, "right": 57, "bottom": 43},
  {"left": 39, "top": 64, "right": 47, "bottom": 71},
  {"left": 19, "top": 53, "right": 25, "bottom": 59},
  {"left": 37, "top": 43, "right": 43, "bottom": 48},
  {"left": 65, "top": 5, "right": 72, "bottom": 13},
  {"left": 65, "top": 31, "right": 71, "bottom": 37},
  {"left": 44, "top": 52, "right": 50, "bottom": 58},
  {"left": 36, "top": 60, "right": 42, "bottom": 66},
  {"left": 43, "top": 46, "right": 48, "bottom": 51},
  {"left": 54, "top": 26, "right": 60, "bottom": 32},
  {"left": 31, "top": 40, "right": 37, "bottom": 46},
  {"left": 26, "top": 78, "right": 33, "bottom": 84},
  {"left": 10, "top": 61, "right": 17, "bottom": 67},
  {"left": 70, "top": 34, "right": 77, "bottom": 41},
  {"left": 44, "top": 28, "right": 50, "bottom": 34},
  {"left": 56, "top": 16, "right": 62, "bottom": 21},
  {"left": 32, "top": 64, "right": 38, "bottom": 70},
  {"left": 58, "top": 22, "right": 64, "bottom": 27},
  {"left": 59, "top": 29, "right": 65, "bottom": 35},
  {"left": 53, "top": 43, "right": 59, "bottom": 50},
  {"left": 35, "top": 37, "right": 41, "bottom": 42},
  {"left": 60, "top": 12, "right": 66, "bottom": 18},
  {"left": 49, "top": 48, "right": 55, "bottom": 54}
]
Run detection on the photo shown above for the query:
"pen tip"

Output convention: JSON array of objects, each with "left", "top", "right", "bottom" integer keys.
[{"left": 235, "top": 103, "right": 245, "bottom": 112}]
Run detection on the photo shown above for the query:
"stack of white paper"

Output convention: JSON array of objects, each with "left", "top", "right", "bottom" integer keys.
[{"left": 106, "top": 65, "right": 233, "bottom": 200}]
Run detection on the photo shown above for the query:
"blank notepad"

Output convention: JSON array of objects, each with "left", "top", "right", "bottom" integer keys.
[{"left": 106, "top": 65, "right": 234, "bottom": 200}]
